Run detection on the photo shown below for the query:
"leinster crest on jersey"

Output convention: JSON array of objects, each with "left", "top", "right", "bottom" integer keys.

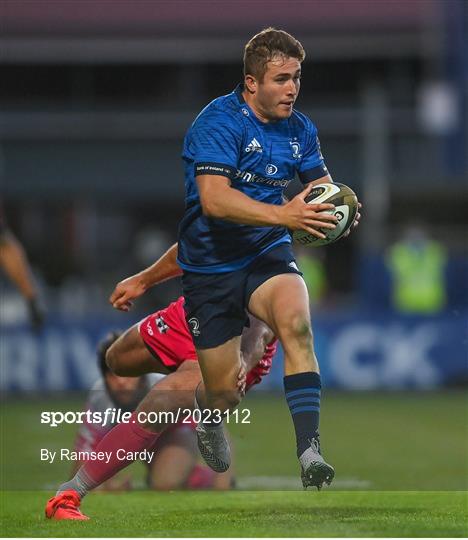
[
  {"left": 188, "top": 317, "right": 201, "bottom": 336},
  {"left": 290, "top": 139, "right": 302, "bottom": 159}
]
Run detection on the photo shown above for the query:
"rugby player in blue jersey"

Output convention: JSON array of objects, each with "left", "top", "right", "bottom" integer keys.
[{"left": 177, "top": 28, "right": 360, "bottom": 489}]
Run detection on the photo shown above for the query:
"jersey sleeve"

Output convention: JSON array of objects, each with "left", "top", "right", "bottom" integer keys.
[
  {"left": 190, "top": 109, "right": 243, "bottom": 180},
  {"left": 298, "top": 118, "right": 329, "bottom": 184}
]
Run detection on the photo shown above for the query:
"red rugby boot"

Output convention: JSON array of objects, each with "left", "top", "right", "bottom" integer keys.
[{"left": 45, "top": 489, "right": 89, "bottom": 520}]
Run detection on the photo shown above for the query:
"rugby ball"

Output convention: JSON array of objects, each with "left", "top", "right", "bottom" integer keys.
[{"left": 293, "top": 182, "right": 358, "bottom": 247}]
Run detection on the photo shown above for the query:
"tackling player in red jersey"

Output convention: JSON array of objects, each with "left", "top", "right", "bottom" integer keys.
[
  {"left": 46, "top": 244, "right": 277, "bottom": 520},
  {"left": 72, "top": 331, "right": 235, "bottom": 493},
  {"left": 109, "top": 294, "right": 275, "bottom": 393}
]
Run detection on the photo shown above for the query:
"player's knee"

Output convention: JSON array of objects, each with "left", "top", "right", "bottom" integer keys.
[
  {"left": 209, "top": 388, "right": 241, "bottom": 413},
  {"left": 284, "top": 315, "right": 313, "bottom": 346},
  {"left": 224, "top": 388, "right": 241, "bottom": 411}
]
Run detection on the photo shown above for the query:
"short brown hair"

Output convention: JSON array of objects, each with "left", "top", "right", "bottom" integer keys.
[{"left": 243, "top": 27, "right": 305, "bottom": 81}]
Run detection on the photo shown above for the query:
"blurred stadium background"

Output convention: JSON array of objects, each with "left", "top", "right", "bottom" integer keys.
[{"left": 1, "top": 0, "right": 467, "bottom": 495}]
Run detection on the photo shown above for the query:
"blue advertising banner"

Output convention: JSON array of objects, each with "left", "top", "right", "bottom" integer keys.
[
  {"left": 267, "top": 311, "right": 468, "bottom": 390},
  {"left": 1, "top": 311, "right": 467, "bottom": 392}
]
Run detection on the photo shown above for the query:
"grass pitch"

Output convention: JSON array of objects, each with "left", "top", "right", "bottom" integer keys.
[
  {"left": 1, "top": 490, "right": 467, "bottom": 537},
  {"left": 1, "top": 391, "right": 467, "bottom": 536}
]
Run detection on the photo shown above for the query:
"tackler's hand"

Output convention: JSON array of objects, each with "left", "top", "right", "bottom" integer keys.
[
  {"left": 237, "top": 359, "right": 247, "bottom": 397},
  {"left": 109, "top": 274, "right": 147, "bottom": 312}
]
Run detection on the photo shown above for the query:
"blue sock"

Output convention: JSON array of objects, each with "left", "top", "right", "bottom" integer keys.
[{"left": 284, "top": 371, "right": 321, "bottom": 458}]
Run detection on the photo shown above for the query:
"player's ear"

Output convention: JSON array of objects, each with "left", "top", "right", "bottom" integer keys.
[{"left": 244, "top": 75, "right": 257, "bottom": 94}]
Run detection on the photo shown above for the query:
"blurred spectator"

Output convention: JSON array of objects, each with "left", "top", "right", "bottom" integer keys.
[
  {"left": 0, "top": 207, "right": 45, "bottom": 331},
  {"left": 385, "top": 225, "right": 447, "bottom": 314}
]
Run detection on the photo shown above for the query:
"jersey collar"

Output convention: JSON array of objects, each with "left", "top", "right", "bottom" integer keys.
[
  {"left": 233, "top": 83, "right": 288, "bottom": 127},
  {"left": 234, "top": 83, "right": 267, "bottom": 127},
  {"left": 234, "top": 83, "right": 246, "bottom": 104}
]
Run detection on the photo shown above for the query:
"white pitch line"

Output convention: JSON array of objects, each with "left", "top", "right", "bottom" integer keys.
[
  {"left": 41, "top": 477, "right": 372, "bottom": 491},
  {"left": 237, "top": 476, "right": 372, "bottom": 489}
]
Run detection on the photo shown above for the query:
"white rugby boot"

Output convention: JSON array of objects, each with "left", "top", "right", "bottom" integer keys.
[
  {"left": 195, "top": 421, "right": 231, "bottom": 473},
  {"left": 299, "top": 438, "right": 335, "bottom": 490},
  {"left": 194, "top": 392, "right": 231, "bottom": 473}
]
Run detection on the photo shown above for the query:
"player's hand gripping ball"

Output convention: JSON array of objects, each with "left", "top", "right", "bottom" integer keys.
[{"left": 293, "top": 183, "right": 358, "bottom": 247}]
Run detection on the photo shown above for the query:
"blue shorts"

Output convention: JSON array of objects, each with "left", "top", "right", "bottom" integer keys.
[{"left": 181, "top": 243, "right": 302, "bottom": 349}]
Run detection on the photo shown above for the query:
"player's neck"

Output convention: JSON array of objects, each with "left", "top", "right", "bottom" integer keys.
[{"left": 241, "top": 90, "right": 272, "bottom": 124}]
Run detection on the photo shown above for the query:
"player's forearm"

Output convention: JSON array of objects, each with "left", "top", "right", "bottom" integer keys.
[
  {"left": 304, "top": 174, "right": 333, "bottom": 187},
  {"left": 0, "top": 235, "right": 37, "bottom": 299},
  {"left": 203, "top": 186, "right": 283, "bottom": 227},
  {"left": 136, "top": 243, "right": 182, "bottom": 289}
]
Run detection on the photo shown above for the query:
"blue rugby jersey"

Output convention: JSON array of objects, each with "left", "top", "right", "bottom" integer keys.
[{"left": 177, "top": 84, "right": 329, "bottom": 273}]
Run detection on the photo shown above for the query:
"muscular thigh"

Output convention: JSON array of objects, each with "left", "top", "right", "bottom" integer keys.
[
  {"left": 248, "top": 273, "right": 311, "bottom": 335},
  {"left": 196, "top": 336, "right": 243, "bottom": 394},
  {"left": 107, "top": 324, "right": 171, "bottom": 376},
  {"left": 248, "top": 273, "right": 317, "bottom": 374}
]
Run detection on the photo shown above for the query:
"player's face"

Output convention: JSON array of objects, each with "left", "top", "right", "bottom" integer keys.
[{"left": 248, "top": 56, "right": 301, "bottom": 122}]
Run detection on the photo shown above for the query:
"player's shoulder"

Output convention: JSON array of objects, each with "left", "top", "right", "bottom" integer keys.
[
  {"left": 192, "top": 90, "right": 243, "bottom": 131},
  {"left": 289, "top": 108, "right": 318, "bottom": 135}
]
